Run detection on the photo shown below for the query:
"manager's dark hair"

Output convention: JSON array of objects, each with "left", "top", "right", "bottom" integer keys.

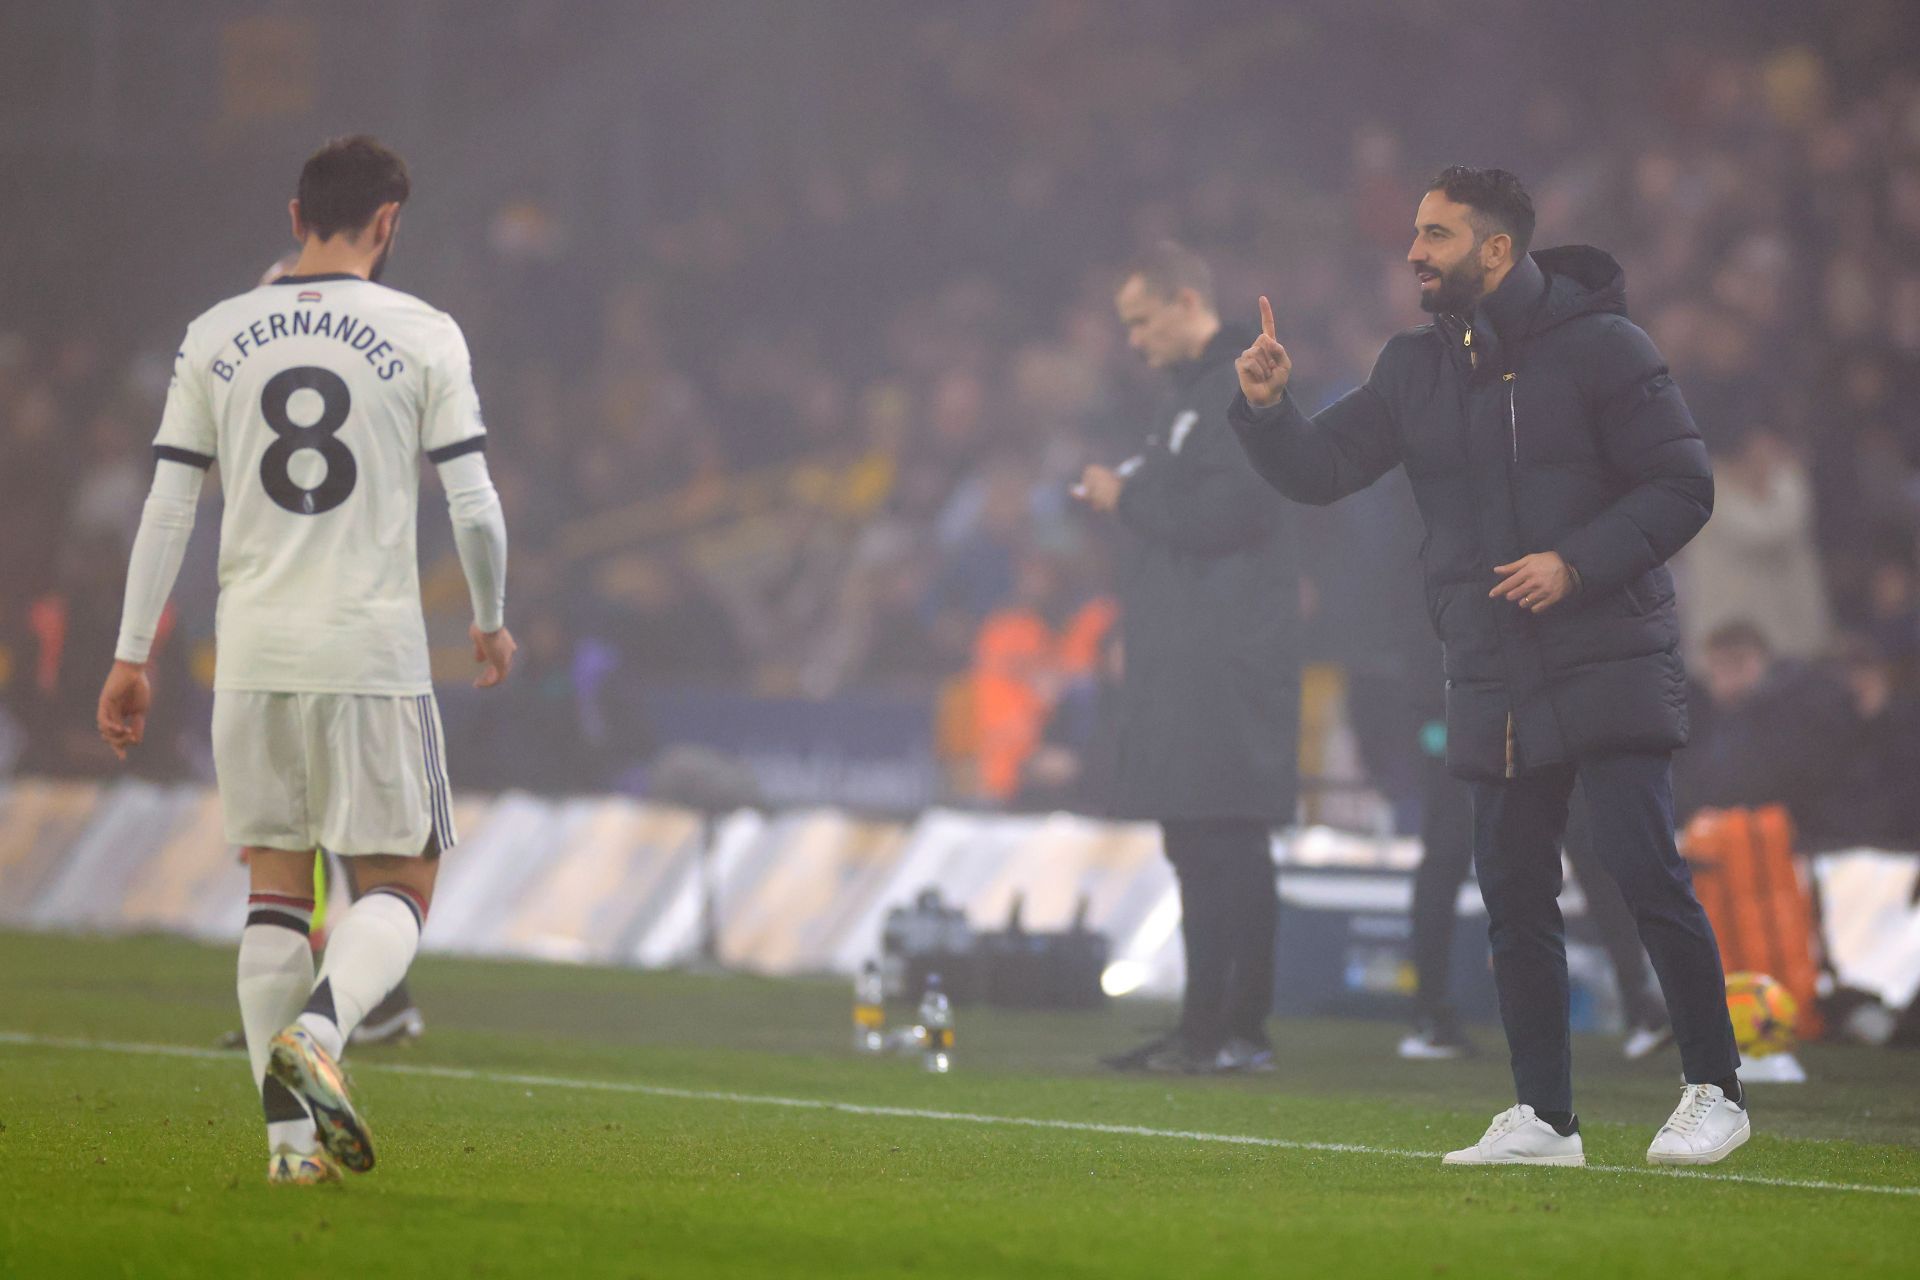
[
  {"left": 297, "top": 135, "right": 411, "bottom": 240},
  {"left": 1429, "top": 166, "right": 1535, "bottom": 256},
  {"left": 1122, "top": 240, "right": 1217, "bottom": 309}
]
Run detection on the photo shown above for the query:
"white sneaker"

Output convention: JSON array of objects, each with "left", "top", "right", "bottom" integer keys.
[
  {"left": 350, "top": 1006, "right": 425, "bottom": 1047},
  {"left": 1398, "top": 1018, "right": 1473, "bottom": 1061},
  {"left": 1442, "top": 1105, "right": 1585, "bottom": 1166},
  {"left": 1646, "top": 1083, "right": 1749, "bottom": 1165},
  {"left": 1398, "top": 1032, "right": 1465, "bottom": 1061},
  {"left": 1740, "top": 1052, "right": 1806, "bottom": 1084},
  {"left": 1621, "top": 1023, "right": 1674, "bottom": 1061}
]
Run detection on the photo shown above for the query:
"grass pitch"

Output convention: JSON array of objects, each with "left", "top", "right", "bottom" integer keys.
[{"left": 1, "top": 931, "right": 1916, "bottom": 1278}]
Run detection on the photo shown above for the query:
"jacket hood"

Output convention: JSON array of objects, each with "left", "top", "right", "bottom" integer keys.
[
  {"left": 1450, "top": 247, "right": 1628, "bottom": 353},
  {"left": 1529, "top": 245, "right": 1628, "bottom": 330}
]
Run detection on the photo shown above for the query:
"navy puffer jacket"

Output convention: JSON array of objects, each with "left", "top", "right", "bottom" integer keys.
[{"left": 1229, "top": 247, "right": 1712, "bottom": 781}]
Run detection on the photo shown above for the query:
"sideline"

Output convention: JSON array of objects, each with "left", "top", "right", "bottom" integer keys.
[{"left": 3, "top": 1029, "right": 1916, "bottom": 1199}]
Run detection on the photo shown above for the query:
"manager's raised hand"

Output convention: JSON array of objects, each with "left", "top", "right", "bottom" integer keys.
[{"left": 1235, "top": 296, "right": 1292, "bottom": 409}]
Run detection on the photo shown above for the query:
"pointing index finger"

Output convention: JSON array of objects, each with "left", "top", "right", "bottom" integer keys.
[{"left": 1258, "top": 295, "right": 1275, "bottom": 340}]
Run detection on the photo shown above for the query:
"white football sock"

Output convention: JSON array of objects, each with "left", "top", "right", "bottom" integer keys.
[
  {"left": 298, "top": 887, "right": 424, "bottom": 1060},
  {"left": 237, "top": 898, "right": 318, "bottom": 1155}
]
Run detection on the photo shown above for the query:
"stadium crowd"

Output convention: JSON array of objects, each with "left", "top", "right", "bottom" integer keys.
[{"left": 2, "top": 0, "right": 1917, "bottom": 846}]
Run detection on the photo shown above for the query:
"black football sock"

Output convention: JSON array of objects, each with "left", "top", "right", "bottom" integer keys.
[{"left": 1712, "top": 1075, "right": 1744, "bottom": 1108}]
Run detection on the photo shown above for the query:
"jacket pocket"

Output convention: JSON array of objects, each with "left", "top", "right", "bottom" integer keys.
[{"left": 1619, "top": 575, "right": 1659, "bottom": 617}]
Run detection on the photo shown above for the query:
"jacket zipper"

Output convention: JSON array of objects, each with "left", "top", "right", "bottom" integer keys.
[
  {"left": 1467, "top": 326, "right": 1521, "bottom": 779},
  {"left": 1504, "top": 372, "right": 1518, "bottom": 462},
  {"left": 1502, "top": 369, "right": 1518, "bottom": 777}
]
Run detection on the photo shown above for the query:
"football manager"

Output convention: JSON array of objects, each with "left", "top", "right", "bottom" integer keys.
[{"left": 1227, "top": 167, "right": 1747, "bottom": 1168}]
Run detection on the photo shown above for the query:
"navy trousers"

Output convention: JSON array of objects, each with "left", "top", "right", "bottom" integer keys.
[
  {"left": 1413, "top": 759, "right": 1667, "bottom": 1030},
  {"left": 1470, "top": 752, "right": 1741, "bottom": 1112}
]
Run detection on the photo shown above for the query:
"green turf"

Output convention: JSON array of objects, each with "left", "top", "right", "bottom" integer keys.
[{"left": 1, "top": 931, "right": 1916, "bottom": 1279}]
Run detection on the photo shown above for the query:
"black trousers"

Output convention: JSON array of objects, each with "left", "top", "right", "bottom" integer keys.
[
  {"left": 1410, "top": 755, "right": 1667, "bottom": 1029},
  {"left": 1471, "top": 753, "right": 1741, "bottom": 1112},
  {"left": 1162, "top": 818, "right": 1278, "bottom": 1052}
]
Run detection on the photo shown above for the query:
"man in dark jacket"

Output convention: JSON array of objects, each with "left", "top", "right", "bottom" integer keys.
[
  {"left": 1822, "top": 633, "right": 1920, "bottom": 849},
  {"left": 1676, "top": 620, "right": 1854, "bottom": 828},
  {"left": 1077, "top": 241, "right": 1300, "bottom": 1074},
  {"left": 1229, "top": 169, "right": 1746, "bottom": 1167}
]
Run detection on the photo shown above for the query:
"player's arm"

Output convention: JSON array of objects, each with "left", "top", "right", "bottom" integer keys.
[
  {"left": 433, "top": 445, "right": 514, "bottom": 688},
  {"left": 100, "top": 345, "right": 215, "bottom": 758},
  {"left": 422, "top": 318, "right": 514, "bottom": 688}
]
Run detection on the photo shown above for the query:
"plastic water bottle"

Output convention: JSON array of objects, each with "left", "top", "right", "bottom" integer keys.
[
  {"left": 853, "top": 960, "right": 886, "bottom": 1053},
  {"left": 918, "top": 972, "right": 953, "bottom": 1074}
]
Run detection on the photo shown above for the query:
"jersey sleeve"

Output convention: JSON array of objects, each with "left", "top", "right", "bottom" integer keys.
[
  {"left": 421, "top": 317, "right": 488, "bottom": 464},
  {"left": 151, "top": 335, "right": 218, "bottom": 469}
]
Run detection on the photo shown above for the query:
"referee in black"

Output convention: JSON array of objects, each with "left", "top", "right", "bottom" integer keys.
[
  {"left": 1228, "top": 169, "right": 1747, "bottom": 1166},
  {"left": 1076, "top": 242, "right": 1300, "bottom": 1075}
]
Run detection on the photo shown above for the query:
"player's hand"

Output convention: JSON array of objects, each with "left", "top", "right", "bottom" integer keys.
[
  {"left": 1072, "top": 464, "right": 1124, "bottom": 513},
  {"left": 96, "top": 660, "right": 152, "bottom": 761},
  {"left": 1491, "top": 552, "right": 1576, "bottom": 614},
  {"left": 1235, "top": 296, "right": 1292, "bottom": 409},
  {"left": 471, "top": 623, "right": 517, "bottom": 689}
]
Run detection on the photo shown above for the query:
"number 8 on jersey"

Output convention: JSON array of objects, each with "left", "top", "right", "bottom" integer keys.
[{"left": 260, "top": 365, "right": 358, "bottom": 516}]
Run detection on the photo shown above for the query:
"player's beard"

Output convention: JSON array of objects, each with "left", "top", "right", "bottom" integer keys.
[{"left": 1418, "top": 254, "right": 1489, "bottom": 315}]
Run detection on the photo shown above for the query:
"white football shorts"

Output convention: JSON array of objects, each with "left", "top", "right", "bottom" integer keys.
[{"left": 211, "top": 691, "right": 457, "bottom": 856}]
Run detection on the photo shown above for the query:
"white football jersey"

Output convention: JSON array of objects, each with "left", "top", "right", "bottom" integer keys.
[{"left": 155, "top": 273, "right": 485, "bottom": 695}]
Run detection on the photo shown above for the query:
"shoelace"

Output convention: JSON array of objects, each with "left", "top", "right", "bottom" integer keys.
[
  {"left": 1477, "top": 1105, "right": 1533, "bottom": 1145},
  {"left": 1661, "top": 1084, "right": 1718, "bottom": 1137}
]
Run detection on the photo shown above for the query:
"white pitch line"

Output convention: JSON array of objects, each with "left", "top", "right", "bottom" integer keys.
[{"left": 3, "top": 1030, "right": 1916, "bottom": 1199}]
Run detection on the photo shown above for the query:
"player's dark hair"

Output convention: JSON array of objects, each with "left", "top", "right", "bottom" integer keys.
[
  {"left": 1122, "top": 240, "right": 1216, "bottom": 309},
  {"left": 296, "top": 135, "right": 411, "bottom": 240},
  {"left": 1429, "top": 166, "right": 1535, "bottom": 256}
]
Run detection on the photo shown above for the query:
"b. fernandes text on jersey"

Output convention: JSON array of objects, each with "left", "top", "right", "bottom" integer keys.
[{"left": 211, "top": 309, "right": 405, "bottom": 383}]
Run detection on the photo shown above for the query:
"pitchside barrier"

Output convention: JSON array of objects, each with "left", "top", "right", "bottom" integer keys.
[{"left": 1, "top": 777, "right": 1916, "bottom": 1028}]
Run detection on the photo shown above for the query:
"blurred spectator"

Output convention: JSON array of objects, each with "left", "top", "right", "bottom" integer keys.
[
  {"left": 1861, "top": 551, "right": 1920, "bottom": 676},
  {"left": 1016, "top": 627, "right": 1122, "bottom": 813},
  {"left": 1811, "top": 634, "right": 1920, "bottom": 848},
  {"left": 60, "top": 407, "right": 149, "bottom": 578},
  {"left": 1676, "top": 621, "right": 1853, "bottom": 829},
  {"left": 1679, "top": 431, "right": 1835, "bottom": 663},
  {"left": 17, "top": 532, "right": 189, "bottom": 778},
  {"left": 0, "top": 379, "right": 74, "bottom": 605},
  {"left": 966, "top": 558, "right": 1113, "bottom": 805},
  {"left": 968, "top": 557, "right": 1066, "bottom": 804}
]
